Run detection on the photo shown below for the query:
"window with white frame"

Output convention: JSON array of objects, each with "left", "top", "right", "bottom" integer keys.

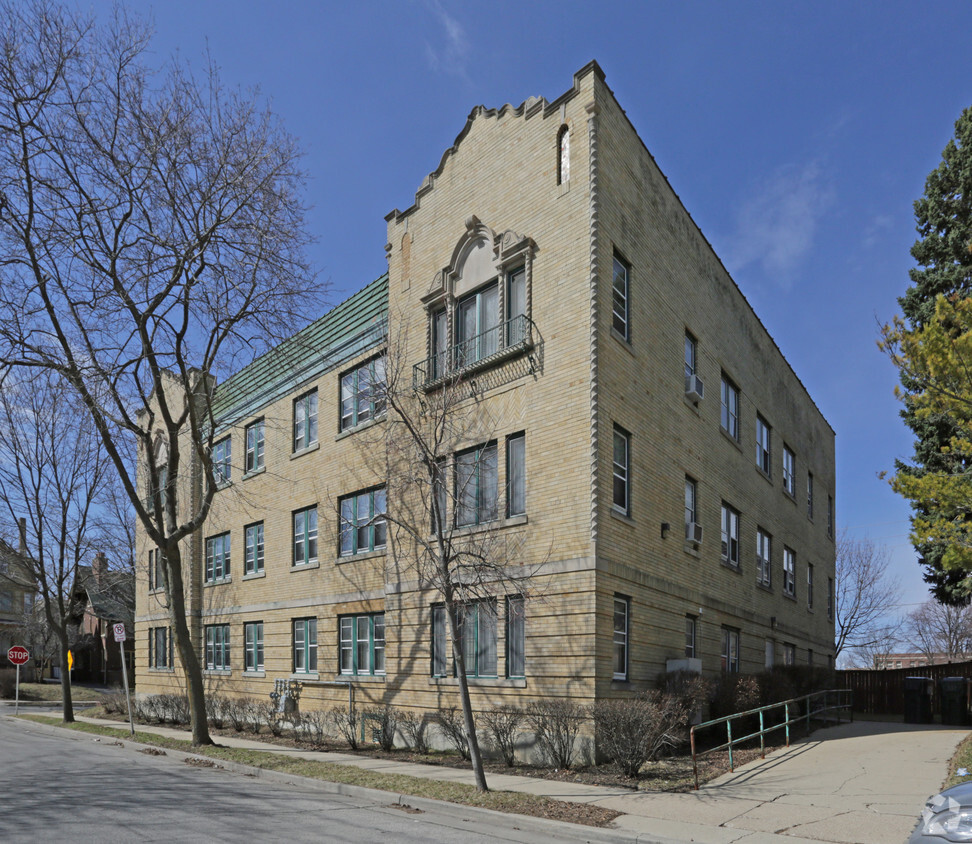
[
  {"left": 149, "top": 626, "right": 172, "bottom": 669},
  {"left": 293, "top": 617, "right": 317, "bottom": 674},
  {"left": 244, "top": 621, "right": 264, "bottom": 672},
  {"left": 455, "top": 442, "right": 498, "bottom": 527},
  {"left": 204, "top": 624, "right": 230, "bottom": 670},
  {"left": 807, "top": 471, "right": 814, "bottom": 519},
  {"left": 340, "top": 357, "right": 386, "bottom": 431},
  {"left": 783, "top": 445, "right": 795, "bottom": 496},
  {"left": 613, "top": 596, "right": 629, "bottom": 680},
  {"left": 807, "top": 563, "right": 815, "bottom": 609},
  {"left": 507, "top": 595, "right": 525, "bottom": 678},
  {"left": 756, "top": 528, "right": 772, "bottom": 587},
  {"left": 148, "top": 548, "right": 164, "bottom": 591},
  {"left": 293, "top": 389, "right": 318, "bottom": 452},
  {"left": 339, "top": 487, "right": 387, "bottom": 556},
  {"left": 684, "top": 476, "right": 698, "bottom": 539},
  {"left": 244, "top": 522, "right": 264, "bottom": 575},
  {"left": 685, "top": 615, "right": 697, "bottom": 659},
  {"left": 783, "top": 643, "right": 796, "bottom": 666},
  {"left": 722, "top": 627, "right": 740, "bottom": 672},
  {"left": 339, "top": 613, "right": 385, "bottom": 676},
  {"left": 721, "top": 503, "right": 740, "bottom": 568},
  {"left": 721, "top": 375, "right": 739, "bottom": 439},
  {"left": 765, "top": 639, "right": 775, "bottom": 668},
  {"left": 431, "top": 604, "right": 448, "bottom": 677},
  {"left": 456, "top": 283, "right": 500, "bottom": 368},
  {"left": 205, "top": 532, "right": 230, "bottom": 583},
  {"left": 612, "top": 253, "right": 630, "bottom": 340},
  {"left": 684, "top": 333, "right": 697, "bottom": 380},
  {"left": 245, "top": 419, "right": 264, "bottom": 473},
  {"left": 783, "top": 546, "right": 796, "bottom": 597},
  {"left": 458, "top": 600, "right": 497, "bottom": 678},
  {"left": 613, "top": 426, "right": 630, "bottom": 515},
  {"left": 756, "top": 415, "right": 771, "bottom": 475},
  {"left": 293, "top": 506, "right": 318, "bottom": 567},
  {"left": 506, "top": 433, "right": 526, "bottom": 518},
  {"left": 212, "top": 436, "right": 231, "bottom": 484}
]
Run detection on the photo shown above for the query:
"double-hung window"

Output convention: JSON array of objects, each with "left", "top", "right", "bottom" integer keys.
[
  {"left": 244, "top": 522, "right": 264, "bottom": 575},
  {"left": 293, "top": 617, "right": 318, "bottom": 674},
  {"left": 783, "top": 643, "right": 796, "bottom": 666},
  {"left": 149, "top": 626, "right": 172, "bottom": 669},
  {"left": 339, "top": 613, "right": 385, "bottom": 676},
  {"left": 339, "top": 488, "right": 387, "bottom": 556},
  {"left": 212, "top": 437, "right": 231, "bottom": 484},
  {"left": 458, "top": 600, "right": 497, "bottom": 678},
  {"left": 205, "top": 532, "right": 230, "bottom": 583},
  {"left": 613, "top": 426, "right": 630, "bottom": 515},
  {"left": 721, "top": 503, "right": 740, "bottom": 568},
  {"left": 455, "top": 442, "right": 498, "bottom": 527},
  {"left": 431, "top": 604, "right": 448, "bottom": 677},
  {"left": 783, "top": 445, "right": 795, "bottom": 496},
  {"left": 204, "top": 624, "right": 230, "bottom": 670},
  {"left": 506, "top": 268, "right": 527, "bottom": 346},
  {"left": 721, "top": 627, "right": 740, "bottom": 673},
  {"left": 340, "top": 357, "right": 386, "bottom": 431},
  {"left": 721, "top": 376, "right": 739, "bottom": 439},
  {"left": 827, "top": 495, "right": 834, "bottom": 538},
  {"left": 244, "top": 621, "right": 264, "bottom": 672},
  {"left": 807, "top": 563, "right": 815, "bottom": 609},
  {"left": 456, "top": 283, "right": 499, "bottom": 367},
  {"left": 685, "top": 615, "right": 697, "bottom": 659},
  {"left": 684, "top": 477, "right": 697, "bottom": 539},
  {"left": 293, "top": 389, "right": 318, "bottom": 452},
  {"left": 148, "top": 548, "right": 164, "bottom": 591},
  {"left": 807, "top": 471, "right": 814, "bottom": 519},
  {"left": 783, "top": 546, "right": 796, "bottom": 597},
  {"left": 612, "top": 253, "right": 630, "bottom": 340},
  {"left": 506, "top": 433, "right": 526, "bottom": 517},
  {"left": 756, "top": 415, "right": 771, "bottom": 475},
  {"left": 507, "top": 596, "right": 525, "bottom": 678},
  {"left": 756, "top": 528, "right": 772, "bottom": 587},
  {"left": 245, "top": 419, "right": 264, "bottom": 473},
  {"left": 613, "top": 596, "right": 629, "bottom": 680},
  {"left": 293, "top": 506, "right": 318, "bottom": 567}
]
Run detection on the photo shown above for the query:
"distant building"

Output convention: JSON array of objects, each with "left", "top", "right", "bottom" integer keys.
[
  {"left": 873, "top": 652, "right": 962, "bottom": 670},
  {"left": 0, "top": 520, "right": 37, "bottom": 662}
]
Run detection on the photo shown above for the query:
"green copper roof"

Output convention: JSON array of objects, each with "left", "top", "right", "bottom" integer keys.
[{"left": 212, "top": 274, "right": 388, "bottom": 426}]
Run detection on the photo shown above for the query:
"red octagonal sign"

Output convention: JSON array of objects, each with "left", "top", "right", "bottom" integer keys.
[{"left": 7, "top": 646, "right": 29, "bottom": 665}]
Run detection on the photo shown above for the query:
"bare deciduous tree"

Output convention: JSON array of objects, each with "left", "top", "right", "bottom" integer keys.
[
  {"left": 0, "top": 3, "right": 316, "bottom": 744},
  {"left": 905, "top": 600, "right": 972, "bottom": 662},
  {"left": 835, "top": 532, "right": 902, "bottom": 666},
  {"left": 0, "top": 370, "right": 113, "bottom": 720}
]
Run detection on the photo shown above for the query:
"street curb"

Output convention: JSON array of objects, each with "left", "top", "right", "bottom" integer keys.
[{"left": 8, "top": 714, "right": 679, "bottom": 844}]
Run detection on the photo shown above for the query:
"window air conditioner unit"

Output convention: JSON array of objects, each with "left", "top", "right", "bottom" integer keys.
[
  {"left": 685, "top": 373, "right": 704, "bottom": 402},
  {"left": 686, "top": 522, "right": 703, "bottom": 543}
]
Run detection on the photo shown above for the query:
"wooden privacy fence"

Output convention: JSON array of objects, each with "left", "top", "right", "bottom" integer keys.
[{"left": 840, "top": 659, "right": 972, "bottom": 716}]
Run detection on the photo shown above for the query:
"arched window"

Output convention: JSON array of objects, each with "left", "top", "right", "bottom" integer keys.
[{"left": 557, "top": 124, "right": 570, "bottom": 185}]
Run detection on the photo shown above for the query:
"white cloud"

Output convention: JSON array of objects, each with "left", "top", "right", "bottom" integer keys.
[
  {"left": 863, "top": 213, "right": 894, "bottom": 248},
  {"left": 424, "top": 1, "right": 470, "bottom": 81},
  {"left": 725, "top": 161, "right": 834, "bottom": 288}
]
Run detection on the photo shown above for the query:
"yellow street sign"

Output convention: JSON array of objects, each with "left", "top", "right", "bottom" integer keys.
[{"left": 67, "top": 649, "right": 73, "bottom": 671}]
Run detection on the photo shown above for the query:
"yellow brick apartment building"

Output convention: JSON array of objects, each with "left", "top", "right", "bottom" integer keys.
[{"left": 135, "top": 63, "right": 836, "bottom": 721}]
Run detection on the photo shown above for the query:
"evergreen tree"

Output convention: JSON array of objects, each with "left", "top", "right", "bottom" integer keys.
[{"left": 896, "top": 106, "right": 972, "bottom": 603}]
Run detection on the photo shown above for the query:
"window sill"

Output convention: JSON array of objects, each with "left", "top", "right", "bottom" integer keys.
[
  {"left": 203, "top": 669, "right": 231, "bottom": 677},
  {"left": 783, "top": 592, "right": 797, "bottom": 602},
  {"left": 757, "top": 582, "right": 773, "bottom": 593},
  {"left": 337, "top": 547, "right": 386, "bottom": 565},
  {"left": 242, "top": 570, "right": 266, "bottom": 581},
  {"left": 720, "top": 428, "right": 742, "bottom": 451},
  {"left": 291, "top": 561, "right": 320, "bottom": 572},
  {"left": 610, "top": 327, "right": 635, "bottom": 353},
  {"left": 783, "top": 488, "right": 797, "bottom": 503},
  {"left": 148, "top": 667, "right": 175, "bottom": 673},
  {"left": 291, "top": 672, "right": 319, "bottom": 680},
  {"left": 721, "top": 560, "right": 742, "bottom": 574},
  {"left": 216, "top": 479, "right": 232, "bottom": 492},
  {"left": 445, "top": 513, "right": 530, "bottom": 540},
  {"left": 291, "top": 442, "right": 320, "bottom": 460},
  {"left": 609, "top": 508, "right": 634, "bottom": 526},
  {"left": 756, "top": 466, "right": 773, "bottom": 484},
  {"left": 611, "top": 678, "right": 631, "bottom": 688},
  {"left": 242, "top": 466, "right": 266, "bottom": 481},
  {"left": 243, "top": 670, "right": 266, "bottom": 678},
  {"left": 337, "top": 674, "right": 386, "bottom": 683},
  {"left": 335, "top": 414, "right": 385, "bottom": 442},
  {"left": 683, "top": 395, "right": 701, "bottom": 415},
  {"left": 429, "top": 676, "right": 526, "bottom": 689},
  {"left": 149, "top": 587, "right": 165, "bottom": 595},
  {"left": 682, "top": 542, "right": 701, "bottom": 558},
  {"left": 204, "top": 578, "right": 231, "bottom": 587}
]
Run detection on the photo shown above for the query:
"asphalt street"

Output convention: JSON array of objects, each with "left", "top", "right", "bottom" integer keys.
[{"left": 0, "top": 717, "right": 607, "bottom": 844}]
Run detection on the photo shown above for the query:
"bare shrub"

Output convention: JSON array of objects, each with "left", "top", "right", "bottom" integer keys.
[
  {"left": 329, "top": 706, "right": 360, "bottom": 750},
  {"left": 660, "top": 670, "right": 711, "bottom": 715},
  {"left": 527, "top": 699, "right": 583, "bottom": 770},
  {"left": 100, "top": 691, "right": 127, "bottom": 716},
  {"left": 481, "top": 704, "right": 522, "bottom": 767},
  {"left": 244, "top": 699, "right": 263, "bottom": 734},
  {"left": 298, "top": 710, "right": 328, "bottom": 749},
  {"left": 206, "top": 695, "right": 228, "bottom": 729},
  {"left": 261, "top": 701, "right": 284, "bottom": 737},
  {"left": 433, "top": 706, "right": 470, "bottom": 760},
  {"left": 592, "top": 692, "right": 690, "bottom": 778},
  {"left": 364, "top": 706, "right": 399, "bottom": 752},
  {"left": 226, "top": 697, "right": 254, "bottom": 732},
  {"left": 168, "top": 694, "right": 190, "bottom": 725},
  {"left": 398, "top": 709, "right": 429, "bottom": 754}
]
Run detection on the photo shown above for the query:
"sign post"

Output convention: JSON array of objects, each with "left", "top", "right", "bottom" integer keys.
[
  {"left": 113, "top": 623, "right": 134, "bottom": 736},
  {"left": 7, "top": 646, "right": 30, "bottom": 716}
]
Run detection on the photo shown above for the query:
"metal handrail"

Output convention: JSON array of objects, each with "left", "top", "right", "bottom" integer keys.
[
  {"left": 690, "top": 688, "right": 853, "bottom": 789},
  {"left": 413, "top": 314, "right": 536, "bottom": 388}
]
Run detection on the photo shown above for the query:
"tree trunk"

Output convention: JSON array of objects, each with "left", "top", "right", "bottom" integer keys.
[
  {"left": 445, "top": 594, "right": 488, "bottom": 792},
  {"left": 58, "top": 630, "right": 74, "bottom": 723}
]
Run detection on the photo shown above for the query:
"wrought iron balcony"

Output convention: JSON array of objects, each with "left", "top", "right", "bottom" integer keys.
[{"left": 413, "top": 314, "right": 541, "bottom": 389}]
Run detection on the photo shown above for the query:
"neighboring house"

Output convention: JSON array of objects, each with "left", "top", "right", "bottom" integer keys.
[
  {"left": 135, "top": 63, "right": 836, "bottom": 730},
  {"left": 0, "top": 521, "right": 37, "bottom": 664},
  {"left": 874, "top": 652, "right": 964, "bottom": 670},
  {"left": 69, "top": 553, "right": 135, "bottom": 686}
]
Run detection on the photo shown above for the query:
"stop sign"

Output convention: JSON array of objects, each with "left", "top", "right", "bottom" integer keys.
[{"left": 7, "top": 646, "right": 29, "bottom": 665}]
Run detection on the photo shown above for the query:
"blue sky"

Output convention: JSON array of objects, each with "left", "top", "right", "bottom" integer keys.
[{"left": 121, "top": 0, "right": 972, "bottom": 615}]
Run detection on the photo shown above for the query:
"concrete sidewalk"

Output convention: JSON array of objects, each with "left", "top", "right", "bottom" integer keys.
[{"left": 51, "top": 715, "right": 972, "bottom": 843}]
